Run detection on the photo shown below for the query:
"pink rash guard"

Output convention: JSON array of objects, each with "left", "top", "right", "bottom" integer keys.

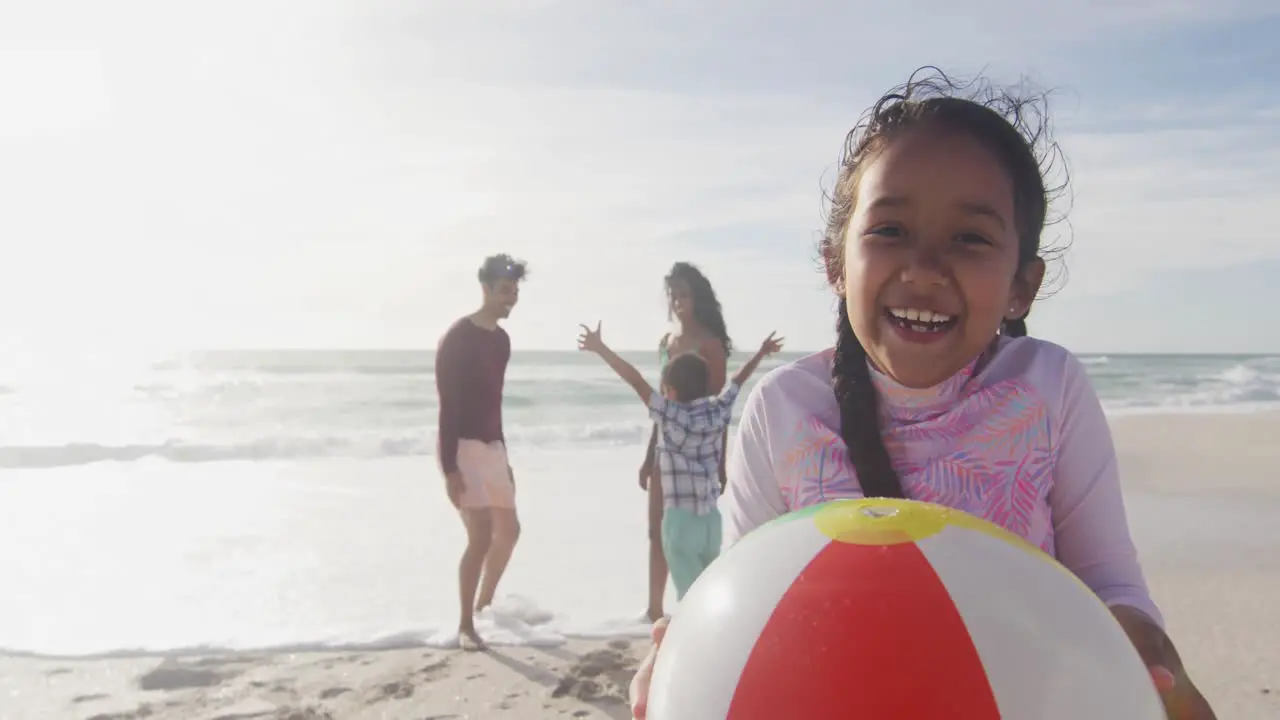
[{"left": 722, "top": 335, "right": 1163, "bottom": 627}]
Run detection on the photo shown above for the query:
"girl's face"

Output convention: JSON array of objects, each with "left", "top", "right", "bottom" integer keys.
[
  {"left": 668, "top": 278, "right": 695, "bottom": 323},
  {"left": 843, "top": 126, "right": 1044, "bottom": 389}
]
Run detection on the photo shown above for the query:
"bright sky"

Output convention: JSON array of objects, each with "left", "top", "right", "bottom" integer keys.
[{"left": 2, "top": 0, "right": 1278, "bottom": 354}]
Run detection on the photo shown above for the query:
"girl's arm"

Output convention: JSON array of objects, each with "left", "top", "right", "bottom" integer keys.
[
  {"left": 721, "top": 377, "right": 789, "bottom": 548},
  {"left": 1049, "top": 351, "right": 1214, "bottom": 714},
  {"left": 1049, "top": 351, "right": 1162, "bottom": 625}
]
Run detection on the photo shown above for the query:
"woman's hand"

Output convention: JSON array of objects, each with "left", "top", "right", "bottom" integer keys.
[
  {"left": 629, "top": 617, "right": 668, "bottom": 718},
  {"left": 1111, "top": 606, "right": 1217, "bottom": 719},
  {"left": 638, "top": 463, "right": 651, "bottom": 491}
]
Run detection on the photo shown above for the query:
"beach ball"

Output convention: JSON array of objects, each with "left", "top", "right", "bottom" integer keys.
[{"left": 647, "top": 498, "right": 1165, "bottom": 720}]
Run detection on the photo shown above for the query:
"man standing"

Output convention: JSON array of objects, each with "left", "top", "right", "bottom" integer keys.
[{"left": 435, "top": 253, "right": 527, "bottom": 651}]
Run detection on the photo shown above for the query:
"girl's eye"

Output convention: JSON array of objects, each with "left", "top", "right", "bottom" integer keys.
[
  {"left": 867, "top": 225, "right": 903, "bottom": 238},
  {"left": 956, "top": 232, "right": 991, "bottom": 246}
]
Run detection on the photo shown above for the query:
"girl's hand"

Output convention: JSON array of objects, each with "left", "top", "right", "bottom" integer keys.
[
  {"left": 577, "top": 321, "right": 605, "bottom": 353},
  {"left": 758, "top": 331, "right": 785, "bottom": 356},
  {"left": 1111, "top": 606, "right": 1217, "bottom": 719},
  {"left": 1146, "top": 660, "right": 1215, "bottom": 718},
  {"left": 629, "top": 616, "right": 668, "bottom": 718}
]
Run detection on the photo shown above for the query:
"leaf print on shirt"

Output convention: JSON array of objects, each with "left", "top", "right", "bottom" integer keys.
[
  {"left": 905, "top": 453, "right": 994, "bottom": 511},
  {"left": 963, "top": 381, "right": 1047, "bottom": 457},
  {"left": 888, "top": 380, "right": 1038, "bottom": 446},
  {"left": 778, "top": 419, "right": 860, "bottom": 509},
  {"left": 775, "top": 378, "right": 1057, "bottom": 551},
  {"left": 887, "top": 379, "right": 1054, "bottom": 548},
  {"left": 983, "top": 447, "right": 1054, "bottom": 543}
]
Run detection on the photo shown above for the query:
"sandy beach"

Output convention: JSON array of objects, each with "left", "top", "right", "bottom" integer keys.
[
  {"left": 0, "top": 638, "right": 642, "bottom": 720},
  {"left": 4, "top": 412, "right": 1278, "bottom": 720}
]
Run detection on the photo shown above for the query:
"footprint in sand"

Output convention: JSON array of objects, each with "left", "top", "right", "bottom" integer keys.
[
  {"left": 552, "top": 677, "right": 605, "bottom": 701},
  {"left": 503, "top": 690, "right": 526, "bottom": 706},
  {"left": 550, "top": 649, "right": 637, "bottom": 704},
  {"left": 72, "top": 693, "right": 110, "bottom": 703},
  {"left": 419, "top": 657, "right": 450, "bottom": 680},
  {"left": 373, "top": 680, "right": 414, "bottom": 702},
  {"left": 318, "top": 687, "right": 350, "bottom": 700},
  {"left": 46, "top": 667, "right": 73, "bottom": 676},
  {"left": 86, "top": 703, "right": 153, "bottom": 720},
  {"left": 138, "top": 666, "right": 225, "bottom": 692},
  {"left": 342, "top": 656, "right": 452, "bottom": 705},
  {"left": 275, "top": 708, "right": 335, "bottom": 720},
  {"left": 137, "top": 656, "right": 256, "bottom": 692}
]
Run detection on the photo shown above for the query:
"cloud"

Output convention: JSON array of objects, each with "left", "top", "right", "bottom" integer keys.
[
  {"left": 1044, "top": 117, "right": 1280, "bottom": 296},
  {"left": 0, "top": 0, "right": 1276, "bottom": 353},
  {"left": 1035, "top": 258, "right": 1280, "bottom": 353},
  {"left": 355, "top": 0, "right": 1280, "bottom": 98}
]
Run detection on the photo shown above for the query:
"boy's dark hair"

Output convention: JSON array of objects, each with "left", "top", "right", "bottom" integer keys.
[
  {"left": 819, "top": 66, "right": 1068, "bottom": 501},
  {"left": 478, "top": 254, "right": 529, "bottom": 286},
  {"left": 662, "top": 353, "right": 711, "bottom": 402}
]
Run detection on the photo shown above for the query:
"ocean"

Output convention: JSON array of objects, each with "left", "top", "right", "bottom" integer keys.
[
  {"left": 3, "top": 350, "right": 1278, "bottom": 470},
  {"left": 1, "top": 350, "right": 1278, "bottom": 658}
]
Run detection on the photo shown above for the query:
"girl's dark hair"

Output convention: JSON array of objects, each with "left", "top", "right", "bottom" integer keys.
[
  {"left": 820, "top": 66, "right": 1068, "bottom": 499},
  {"left": 666, "top": 262, "right": 734, "bottom": 355}
]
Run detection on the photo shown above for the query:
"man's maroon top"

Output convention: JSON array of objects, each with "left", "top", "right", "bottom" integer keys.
[{"left": 435, "top": 317, "right": 511, "bottom": 475}]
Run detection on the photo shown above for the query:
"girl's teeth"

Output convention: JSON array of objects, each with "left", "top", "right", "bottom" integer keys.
[{"left": 889, "top": 308, "right": 953, "bottom": 324}]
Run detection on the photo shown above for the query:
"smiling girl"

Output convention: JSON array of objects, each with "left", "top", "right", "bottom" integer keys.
[{"left": 628, "top": 68, "right": 1216, "bottom": 719}]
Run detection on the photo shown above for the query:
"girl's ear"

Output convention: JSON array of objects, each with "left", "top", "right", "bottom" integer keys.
[{"left": 1008, "top": 257, "right": 1046, "bottom": 319}]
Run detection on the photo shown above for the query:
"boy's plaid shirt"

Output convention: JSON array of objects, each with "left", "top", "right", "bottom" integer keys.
[{"left": 648, "top": 381, "right": 742, "bottom": 516}]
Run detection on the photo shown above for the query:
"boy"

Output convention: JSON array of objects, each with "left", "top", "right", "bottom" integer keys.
[{"left": 577, "top": 321, "right": 784, "bottom": 599}]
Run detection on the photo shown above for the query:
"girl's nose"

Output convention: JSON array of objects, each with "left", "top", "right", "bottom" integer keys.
[{"left": 898, "top": 246, "right": 950, "bottom": 287}]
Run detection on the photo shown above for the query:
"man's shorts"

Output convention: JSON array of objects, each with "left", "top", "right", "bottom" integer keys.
[{"left": 457, "top": 439, "right": 516, "bottom": 510}]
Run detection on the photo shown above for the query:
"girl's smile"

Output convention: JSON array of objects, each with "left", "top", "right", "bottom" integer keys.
[{"left": 883, "top": 306, "right": 959, "bottom": 344}]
